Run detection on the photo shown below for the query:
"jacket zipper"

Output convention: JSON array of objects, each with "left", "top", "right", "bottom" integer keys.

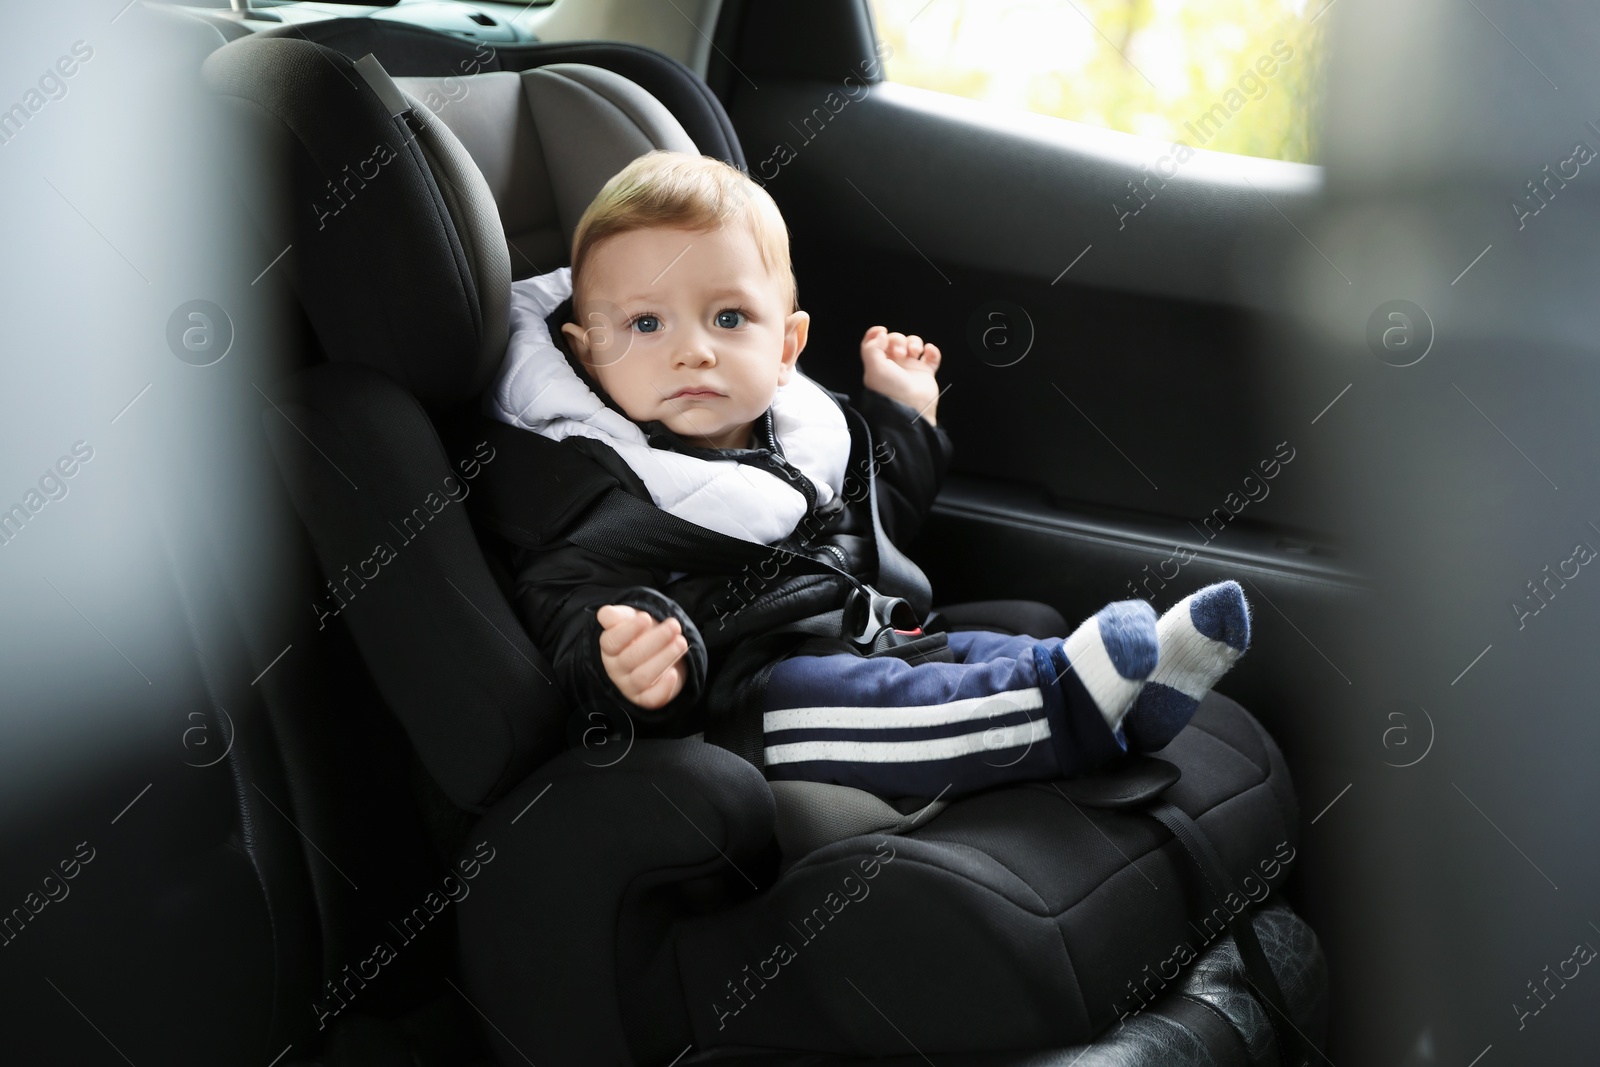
[{"left": 650, "top": 408, "right": 821, "bottom": 513}]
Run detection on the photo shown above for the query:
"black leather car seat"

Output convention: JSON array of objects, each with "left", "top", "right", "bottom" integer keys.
[{"left": 201, "top": 29, "right": 1324, "bottom": 1067}]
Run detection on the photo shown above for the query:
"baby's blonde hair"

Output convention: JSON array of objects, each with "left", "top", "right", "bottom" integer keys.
[{"left": 569, "top": 150, "right": 799, "bottom": 312}]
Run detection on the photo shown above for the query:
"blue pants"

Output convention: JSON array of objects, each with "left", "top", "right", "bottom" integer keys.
[{"left": 762, "top": 630, "right": 1129, "bottom": 799}]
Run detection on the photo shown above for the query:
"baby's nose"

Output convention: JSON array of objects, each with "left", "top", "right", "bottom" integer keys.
[{"left": 674, "top": 342, "right": 716, "bottom": 367}]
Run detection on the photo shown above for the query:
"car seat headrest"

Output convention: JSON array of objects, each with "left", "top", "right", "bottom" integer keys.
[
  {"left": 522, "top": 63, "right": 701, "bottom": 243},
  {"left": 392, "top": 64, "right": 700, "bottom": 278},
  {"left": 204, "top": 36, "right": 706, "bottom": 406},
  {"left": 203, "top": 36, "right": 509, "bottom": 406}
]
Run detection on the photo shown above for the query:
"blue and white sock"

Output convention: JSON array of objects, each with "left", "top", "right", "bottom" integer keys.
[
  {"left": 1060, "top": 599, "right": 1160, "bottom": 734},
  {"left": 1120, "top": 581, "right": 1251, "bottom": 752}
]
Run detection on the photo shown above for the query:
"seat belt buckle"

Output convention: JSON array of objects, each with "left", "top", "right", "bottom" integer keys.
[{"left": 843, "top": 587, "right": 921, "bottom": 651}]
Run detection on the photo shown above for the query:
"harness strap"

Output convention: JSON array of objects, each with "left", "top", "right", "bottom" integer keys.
[{"left": 565, "top": 404, "right": 933, "bottom": 644}]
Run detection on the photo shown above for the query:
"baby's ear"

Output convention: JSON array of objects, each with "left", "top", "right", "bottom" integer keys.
[
  {"left": 778, "top": 310, "right": 810, "bottom": 385},
  {"left": 560, "top": 321, "right": 595, "bottom": 376}
]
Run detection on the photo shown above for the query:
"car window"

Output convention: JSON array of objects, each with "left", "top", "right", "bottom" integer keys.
[{"left": 868, "top": 0, "right": 1326, "bottom": 163}]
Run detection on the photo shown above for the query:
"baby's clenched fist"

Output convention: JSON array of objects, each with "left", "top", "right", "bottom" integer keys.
[{"left": 596, "top": 604, "right": 688, "bottom": 710}]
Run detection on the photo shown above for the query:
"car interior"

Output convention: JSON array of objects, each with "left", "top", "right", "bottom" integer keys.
[{"left": 4, "top": 0, "right": 1597, "bottom": 1064}]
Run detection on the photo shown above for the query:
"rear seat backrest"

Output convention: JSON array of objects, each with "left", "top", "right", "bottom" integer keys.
[{"left": 396, "top": 65, "right": 699, "bottom": 278}]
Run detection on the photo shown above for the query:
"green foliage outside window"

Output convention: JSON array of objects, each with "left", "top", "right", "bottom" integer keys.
[{"left": 869, "top": 0, "right": 1327, "bottom": 163}]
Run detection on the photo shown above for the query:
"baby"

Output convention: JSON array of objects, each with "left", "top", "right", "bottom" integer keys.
[{"left": 494, "top": 150, "right": 1251, "bottom": 799}]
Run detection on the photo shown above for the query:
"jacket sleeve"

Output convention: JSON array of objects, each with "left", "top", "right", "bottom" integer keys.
[
  {"left": 510, "top": 542, "right": 709, "bottom": 730},
  {"left": 854, "top": 386, "right": 954, "bottom": 547}
]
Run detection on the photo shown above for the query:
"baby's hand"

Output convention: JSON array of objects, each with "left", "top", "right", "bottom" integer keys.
[
  {"left": 596, "top": 604, "right": 688, "bottom": 710},
  {"left": 860, "top": 326, "right": 942, "bottom": 425}
]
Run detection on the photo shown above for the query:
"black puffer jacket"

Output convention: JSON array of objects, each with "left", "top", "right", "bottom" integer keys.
[{"left": 501, "top": 321, "right": 951, "bottom": 742}]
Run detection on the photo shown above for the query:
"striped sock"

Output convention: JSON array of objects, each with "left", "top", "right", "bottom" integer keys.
[
  {"left": 1121, "top": 581, "right": 1251, "bottom": 752},
  {"left": 1059, "top": 599, "right": 1160, "bottom": 734}
]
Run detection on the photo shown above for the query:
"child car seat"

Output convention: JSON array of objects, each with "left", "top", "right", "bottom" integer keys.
[{"left": 201, "top": 29, "right": 1325, "bottom": 1066}]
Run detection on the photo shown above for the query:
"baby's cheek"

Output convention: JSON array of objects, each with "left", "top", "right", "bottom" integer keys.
[{"left": 598, "top": 368, "right": 649, "bottom": 414}]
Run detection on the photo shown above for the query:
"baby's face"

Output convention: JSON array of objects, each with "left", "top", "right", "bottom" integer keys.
[{"left": 562, "top": 223, "right": 808, "bottom": 451}]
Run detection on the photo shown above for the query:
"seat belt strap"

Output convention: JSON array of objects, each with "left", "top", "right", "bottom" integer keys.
[
  {"left": 840, "top": 405, "right": 932, "bottom": 618},
  {"left": 1147, "top": 799, "right": 1314, "bottom": 1067},
  {"left": 352, "top": 53, "right": 413, "bottom": 119}
]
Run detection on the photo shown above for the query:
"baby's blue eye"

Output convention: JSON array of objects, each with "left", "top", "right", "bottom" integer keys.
[
  {"left": 714, "top": 309, "right": 747, "bottom": 329},
  {"left": 632, "top": 314, "right": 661, "bottom": 334}
]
